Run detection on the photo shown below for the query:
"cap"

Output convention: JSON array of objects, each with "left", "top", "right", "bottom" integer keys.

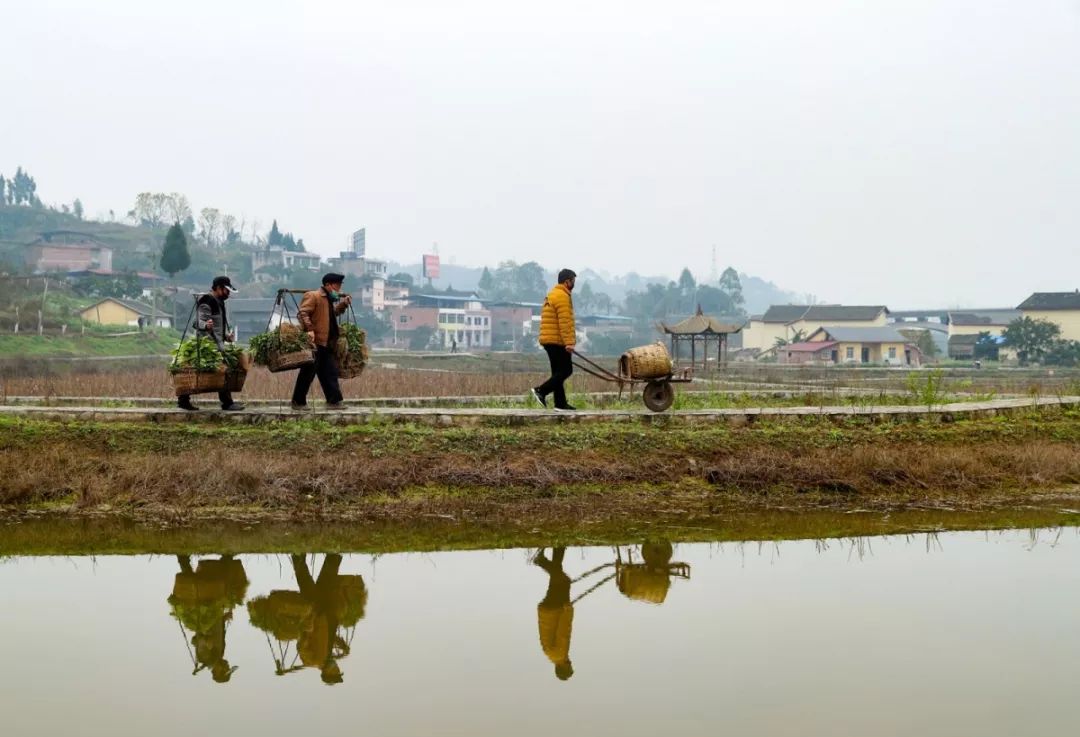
[
  {"left": 557, "top": 269, "right": 577, "bottom": 284},
  {"left": 322, "top": 272, "right": 346, "bottom": 285},
  {"left": 212, "top": 275, "right": 237, "bottom": 294}
]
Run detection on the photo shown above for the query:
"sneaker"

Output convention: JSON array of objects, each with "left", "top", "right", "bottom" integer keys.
[
  {"left": 290, "top": 402, "right": 310, "bottom": 412},
  {"left": 221, "top": 402, "right": 246, "bottom": 412},
  {"left": 178, "top": 398, "right": 199, "bottom": 411},
  {"left": 530, "top": 388, "right": 547, "bottom": 408},
  {"left": 554, "top": 404, "right": 577, "bottom": 411}
]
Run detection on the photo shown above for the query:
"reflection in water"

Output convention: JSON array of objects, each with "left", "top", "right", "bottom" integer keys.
[
  {"left": 168, "top": 554, "right": 249, "bottom": 683},
  {"left": 533, "top": 542, "right": 691, "bottom": 680},
  {"left": 246, "top": 554, "right": 368, "bottom": 685}
]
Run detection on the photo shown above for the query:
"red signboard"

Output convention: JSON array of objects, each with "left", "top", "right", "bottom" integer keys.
[{"left": 423, "top": 254, "right": 440, "bottom": 280}]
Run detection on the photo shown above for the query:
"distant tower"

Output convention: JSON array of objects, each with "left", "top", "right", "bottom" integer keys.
[{"left": 709, "top": 245, "right": 718, "bottom": 283}]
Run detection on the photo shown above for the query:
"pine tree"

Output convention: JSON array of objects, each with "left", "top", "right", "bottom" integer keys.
[
  {"left": 268, "top": 219, "right": 283, "bottom": 246},
  {"left": 160, "top": 223, "right": 191, "bottom": 277},
  {"left": 73, "top": 199, "right": 84, "bottom": 220},
  {"left": 478, "top": 267, "right": 495, "bottom": 295}
]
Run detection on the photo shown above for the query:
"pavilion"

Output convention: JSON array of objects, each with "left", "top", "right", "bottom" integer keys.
[{"left": 660, "top": 307, "right": 743, "bottom": 372}]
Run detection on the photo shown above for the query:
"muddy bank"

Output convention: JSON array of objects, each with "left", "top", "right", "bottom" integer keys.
[{"left": 2, "top": 409, "right": 1080, "bottom": 528}]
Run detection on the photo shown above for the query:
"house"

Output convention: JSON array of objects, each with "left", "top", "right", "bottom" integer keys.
[
  {"left": 946, "top": 310, "right": 1020, "bottom": 337},
  {"left": 25, "top": 232, "right": 113, "bottom": 273},
  {"left": 488, "top": 301, "right": 542, "bottom": 350},
  {"left": 777, "top": 341, "right": 839, "bottom": 365},
  {"left": 741, "top": 305, "right": 889, "bottom": 352},
  {"left": 251, "top": 247, "right": 322, "bottom": 274},
  {"left": 79, "top": 297, "right": 172, "bottom": 329},
  {"left": 222, "top": 298, "right": 278, "bottom": 342},
  {"left": 1017, "top": 291, "right": 1080, "bottom": 341},
  {"left": 803, "top": 326, "right": 921, "bottom": 366},
  {"left": 389, "top": 292, "right": 492, "bottom": 349}
]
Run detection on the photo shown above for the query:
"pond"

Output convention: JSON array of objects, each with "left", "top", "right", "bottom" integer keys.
[{"left": 2, "top": 528, "right": 1078, "bottom": 736}]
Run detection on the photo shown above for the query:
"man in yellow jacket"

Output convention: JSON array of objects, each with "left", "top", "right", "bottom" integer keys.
[{"left": 532, "top": 269, "right": 577, "bottom": 410}]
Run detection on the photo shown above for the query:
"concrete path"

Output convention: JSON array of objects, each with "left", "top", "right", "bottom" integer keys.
[{"left": 1, "top": 396, "right": 1076, "bottom": 427}]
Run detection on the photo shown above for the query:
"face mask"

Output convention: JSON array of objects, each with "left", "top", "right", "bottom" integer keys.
[{"left": 327, "top": 290, "right": 340, "bottom": 301}]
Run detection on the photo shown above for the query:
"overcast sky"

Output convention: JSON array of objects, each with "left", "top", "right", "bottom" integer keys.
[{"left": 3, "top": 0, "right": 1079, "bottom": 307}]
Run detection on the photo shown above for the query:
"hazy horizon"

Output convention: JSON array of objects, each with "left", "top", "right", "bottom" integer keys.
[{"left": 4, "top": 0, "right": 1079, "bottom": 308}]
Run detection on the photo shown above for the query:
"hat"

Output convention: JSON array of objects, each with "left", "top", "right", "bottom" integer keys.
[
  {"left": 322, "top": 273, "right": 346, "bottom": 286},
  {"left": 212, "top": 275, "right": 237, "bottom": 294},
  {"left": 557, "top": 269, "right": 577, "bottom": 284}
]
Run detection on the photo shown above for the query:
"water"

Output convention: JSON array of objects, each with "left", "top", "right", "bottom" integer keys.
[{"left": 2, "top": 529, "right": 1079, "bottom": 736}]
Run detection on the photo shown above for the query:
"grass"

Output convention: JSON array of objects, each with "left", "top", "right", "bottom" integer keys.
[
  {"left": 0, "top": 330, "right": 181, "bottom": 357},
  {"left": 2, "top": 409, "right": 1080, "bottom": 523}
]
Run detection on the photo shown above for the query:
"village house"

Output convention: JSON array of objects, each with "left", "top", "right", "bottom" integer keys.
[
  {"left": 389, "top": 292, "right": 492, "bottom": 350},
  {"left": 1017, "top": 291, "right": 1080, "bottom": 341},
  {"left": 79, "top": 297, "right": 173, "bottom": 329},
  {"left": 250, "top": 247, "right": 322, "bottom": 275},
  {"left": 945, "top": 309, "right": 1019, "bottom": 359},
  {"left": 782, "top": 325, "right": 921, "bottom": 366},
  {"left": 741, "top": 305, "right": 889, "bottom": 352},
  {"left": 25, "top": 232, "right": 113, "bottom": 273}
]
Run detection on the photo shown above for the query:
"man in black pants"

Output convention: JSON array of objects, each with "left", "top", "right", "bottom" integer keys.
[
  {"left": 292, "top": 273, "right": 351, "bottom": 410},
  {"left": 178, "top": 276, "right": 245, "bottom": 412},
  {"left": 532, "top": 269, "right": 577, "bottom": 410}
]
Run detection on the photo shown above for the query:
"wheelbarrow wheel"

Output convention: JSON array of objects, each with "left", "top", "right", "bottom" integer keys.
[{"left": 642, "top": 381, "right": 675, "bottom": 412}]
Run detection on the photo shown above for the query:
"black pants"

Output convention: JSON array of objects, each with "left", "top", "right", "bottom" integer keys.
[
  {"left": 179, "top": 390, "right": 232, "bottom": 408},
  {"left": 292, "top": 345, "right": 343, "bottom": 405},
  {"left": 537, "top": 344, "right": 573, "bottom": 409}
]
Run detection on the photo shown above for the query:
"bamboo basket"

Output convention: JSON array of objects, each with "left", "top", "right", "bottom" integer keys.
[
  {"left": 336, "top": 337, "right": 369, "bottom": 380},
  {"left": 619, "top": 342, "right": 673, "bottom": 380},
  {"left": 171, "top": 367, "right": 228, "bottom": 396},
  {"left": 616, "top": 566, "right": 671, "bottom": 605},
  {"left": 227, "top": 368, "right": 248, "bottom": 392},
  {"left": 267, "top": 349, "right": 314, "bottom": 373}
]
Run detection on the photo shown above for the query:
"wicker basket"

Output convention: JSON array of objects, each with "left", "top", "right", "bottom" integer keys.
[
  {"left": 619, "top": 342, "right": 673, "bottom": 380},
  {"left": 267, "top": 348, "right": 314, "bottom": 373},
  {"left": 171, "top": 367, "right": 228, "bottom": 396},
  {"left": 227, "top": 368, "right": 248, "bottom": 392},
  {"left": 335, "top": 336, "right": 369, "bottom": 380},
  {"left": 616, "top": 566, "right": 671, "bottom": 604}
]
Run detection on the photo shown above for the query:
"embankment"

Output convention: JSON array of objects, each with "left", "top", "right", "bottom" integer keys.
[{"left": 2, "top": 405, "right": 1080, "bottom": 531}]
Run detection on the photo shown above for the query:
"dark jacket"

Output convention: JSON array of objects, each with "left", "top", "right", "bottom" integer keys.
[{"left": 194, "top": 294, "right": 228, "bottom": 345}]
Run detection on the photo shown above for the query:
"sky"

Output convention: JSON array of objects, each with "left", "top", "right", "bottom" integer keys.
[{"left": 3, "top": 0, "right": 1079, "bottom": 308}]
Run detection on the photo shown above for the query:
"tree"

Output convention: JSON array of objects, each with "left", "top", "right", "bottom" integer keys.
[
  {"left": 409, "top": 325, "right": 436, "bottom": 351},
  {"left": 678, "top": 268, "right": 696, "bottom": 294},
  {"left": 774, "top": 329, "right": 807, "bottom": 349},
  {"left": 198, "top": 207, "right": 222, "bottom": 248},
  {"left": 478, "top": 267, "right": 495, "bottom": 295},
  {"left": 294, "top": 237, "right": 306, "bottom": 252},
  {"left": 165, "top": 193, "right": 192, "bottom": 225},
  {"left": 719, "top": 267, "right": 745, "bottom": 312},
  {"left": 0, "top": 175, "right": 6, "bottom": 205},
  {"left": 282, "top": 233, "right": 299, "bottom": 251},
  {"left": 222, "top": 214, "right": 240, "bottom": 244},
  {"left": 390, "top": 272, "right": 415, "bottom": 287},
  {"left": 161, "top": 223, "right": 191, "bottom": 277},
  {"left": 161, "top": 223, "right": 191, "bottom": 329},
  {"left": 8, "top": 167, "right": 38, "bottom": 206},
  {"left": 1003, "top": 317, "right": 1061, "bottom": 365},
  {"left": 72, "top": 198, "right": 84, "bottom": 220},
  {"left": 973, "top": 332, "right": 999, "bottom": 361},
  {"left": 577, "top": 281, "right": 595, "bottom": 313},
  {"left": 1043, "top": 339, "right": 1080, "bottom": 367},
  {"left": 268, "top": 220, "right": 283, "bottom": 246},
  {"left": 132, "top": 192, "right": 171, "bottom": 227}
]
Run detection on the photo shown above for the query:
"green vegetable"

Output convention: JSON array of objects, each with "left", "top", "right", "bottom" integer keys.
[
  {"left": 249, "top": 324, "right": 312, "bottom": 366},
  {"left": 170, "top": 337, "right": 247, "bottom": 373}
]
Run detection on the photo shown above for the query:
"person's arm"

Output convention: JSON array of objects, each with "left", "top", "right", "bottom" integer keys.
[
  {"left": 557, "top": 293, "right": 576, "bottom": 350},
  {"left": 195, "top": 302, "right": 214, "bottom": 331},
  {"left": 334, "top": 294, "right": 351, "bottom": 315},
  {"left": 297, "top": 292, "right": 317, "bottom": 342}
]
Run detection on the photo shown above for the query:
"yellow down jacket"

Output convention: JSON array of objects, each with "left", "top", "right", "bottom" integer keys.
[{"left": 539, "top": 284, "right": 576, "bottom": 347}]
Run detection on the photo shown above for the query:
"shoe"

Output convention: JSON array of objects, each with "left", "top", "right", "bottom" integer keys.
[
  {"left": 290, "top": 402, "right": 310, "bottom": 412},
  {"left": 530, "top": 388, "right": 547, "bottom": 408},
  {"left": 326, "top": 402, "right": 345, "bottom": 410},
  {"left": 554, "top": 404, "right": 577, "bottom": 411},
  {"left": 221, "top": 403, "right": 246, "bottom": 412},
  {"left": 178, "top": 398, "right": 199, "bottom": 411}
]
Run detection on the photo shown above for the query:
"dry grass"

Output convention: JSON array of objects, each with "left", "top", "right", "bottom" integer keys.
[{"left": 0, "top": 365, "right": 615, "bottom": 400}]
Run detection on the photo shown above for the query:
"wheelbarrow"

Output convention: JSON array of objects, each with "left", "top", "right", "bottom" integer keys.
[{"left": 572, "top": 352, "right": 693, "bottom": 412}]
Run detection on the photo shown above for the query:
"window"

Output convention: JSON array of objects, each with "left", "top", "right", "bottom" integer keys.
[
  {"left": 846, "top": 347, "right": 854, "bottom": 360},
  {"left": 888, "top": 346, "right": 897, "bottom": 359},
  {"left": 399, "top": 315, "right": 408, "bottom": 324}
]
